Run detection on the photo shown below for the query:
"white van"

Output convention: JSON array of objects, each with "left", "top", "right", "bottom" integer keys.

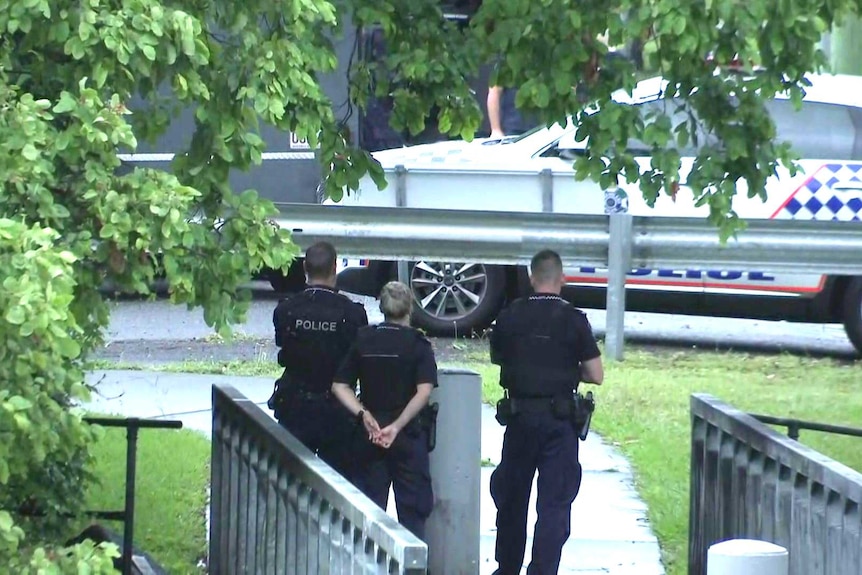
[{"left": 325, "top": 73, "right": 862, "bottom": 354}]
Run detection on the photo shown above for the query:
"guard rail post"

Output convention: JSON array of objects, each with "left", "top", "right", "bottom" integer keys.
[
  {"left": 395, "top": 164, "right": 410, "bottom": 284},
  {"left": 606, "top": 213, "right": 633, "bottom": 361},
  {"left": 426, "top": 368, "right": 482, "bottom": 574}
]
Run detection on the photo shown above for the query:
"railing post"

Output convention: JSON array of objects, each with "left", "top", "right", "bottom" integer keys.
[
  {"left": 787, "top": 422, "right": 800, "bottom": 441},
  {"left": 121, "top": 420, "right": 140, "bottom": 575},
  {"left": 426, "top": 368, "right": 482, "bottom": 574},
  {"left": 606, "top": 213, "right": 633, "bottom": 361},
  {"left": 707, "top": 539, "right": 788, "bottom": 575},
  {"left": 209, "top": 388, "right": 222, "bottom": 575},
  {"left": 540, "top": 168, "right": 553, "bottom": 212}
]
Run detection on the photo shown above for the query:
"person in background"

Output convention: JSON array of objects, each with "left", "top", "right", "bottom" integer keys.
[{"left": 487, "top": 84, "right": 537, "bottom": 139}]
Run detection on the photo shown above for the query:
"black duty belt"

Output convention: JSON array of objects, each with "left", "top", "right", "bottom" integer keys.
[
  {"left": 509, "top": 397, "right": 558, "bottom": 414},
  {"left": 294, "top": 388, "right": 332, "bottom": 401}
]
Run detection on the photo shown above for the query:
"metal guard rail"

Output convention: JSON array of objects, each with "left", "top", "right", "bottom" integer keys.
[
  {"left": 210, "top": 384, "right": 428, "bottom": 574},
  {"left": 272, "top": 202, "right": 862, "bottom": 275}
]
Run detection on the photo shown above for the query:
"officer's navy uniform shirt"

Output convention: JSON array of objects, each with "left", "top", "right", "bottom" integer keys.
[
  {"left": 490, "top": 293, "right": 600, "bottom": 398},
  {"left": 335, "top": 323, "right": 438, "bottom": 415},
  {"left": 273, "top": 286, "right": 368, "bottom": 393}
]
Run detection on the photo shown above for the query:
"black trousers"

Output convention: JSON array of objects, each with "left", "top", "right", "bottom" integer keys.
[
  {"left": 277, "top": 395, "right": 357, "bottom": 481},
  {"left": 353, "top": 428, "right": 433, "bottom": 541},
  {"left": 490, "top": 412, "right": 582, "bottom": 575}
]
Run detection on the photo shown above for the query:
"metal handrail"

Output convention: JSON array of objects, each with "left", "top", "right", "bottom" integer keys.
[
  {"left": 690, "top": 394, "right": 862, "bottom": 575},
  {"left": 82, "top": 417, "right": 183, "bottom": 575},
  {"left": 272, "top": 202, "right": 862, "bottom": 275},
  {"left": 749, "top": 413, "right": 862, "bottom": 441},
  {"left": 15, "top": 418, "right": 184, "bottom": 574}
]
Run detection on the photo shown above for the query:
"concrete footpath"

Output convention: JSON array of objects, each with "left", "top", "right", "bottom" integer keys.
[{"left": 83, "top": 370, "right": 665, "bottom": 575}]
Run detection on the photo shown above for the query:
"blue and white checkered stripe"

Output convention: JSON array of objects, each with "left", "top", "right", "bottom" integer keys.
[{"left": 775, "top": 163, "right": 862, "bottom": 221}]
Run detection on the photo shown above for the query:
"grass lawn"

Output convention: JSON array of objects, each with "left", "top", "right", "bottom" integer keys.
[
  {"left": 82, "top": 421, "right": 210, "bottom": 574},
  {"left": 92, "top": 346, "right": 862, "bottom": 575}
]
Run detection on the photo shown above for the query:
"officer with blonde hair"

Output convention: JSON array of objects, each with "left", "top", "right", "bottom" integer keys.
[{"left": 332, "top": 281, "right": 438, "bottom": 541}]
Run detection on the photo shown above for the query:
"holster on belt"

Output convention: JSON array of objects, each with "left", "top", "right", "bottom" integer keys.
[
  {"left": 267, "top": 375, "right": 331, "bottom": 420},
  {"left": 495, "top": 391, "right": 596, "bottom": 440},
  {"left": 495, "top": 394, "right": 512, "bottom": 426},
  {"left": 267, "top": 375, "right": 293, "bottom": 419},
  {"left": 419, "top": 402, "right": 439, "bottom": 452},
  {"left": 572, "top": 391, "right": 596, "bottom": 440}
]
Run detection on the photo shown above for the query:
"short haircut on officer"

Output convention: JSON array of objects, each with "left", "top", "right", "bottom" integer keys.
[
  {"left": 304, "top": 241, "right": 337, "bottom": 280},
  {"left": 379, "top": 281, "right": 413, "bottom": 319},
  {"left": 530, "top": 249, "right": 563, "bottom": 284}
]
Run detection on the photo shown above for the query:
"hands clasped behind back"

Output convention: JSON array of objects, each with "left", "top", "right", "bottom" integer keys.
[{"left": 361, "top": 411, "right": 400, "bottom": 449}]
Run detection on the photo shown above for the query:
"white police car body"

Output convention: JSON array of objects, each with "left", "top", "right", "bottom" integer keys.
[{"left": 329, "top": 73, "right": 862, "bottom": 354}]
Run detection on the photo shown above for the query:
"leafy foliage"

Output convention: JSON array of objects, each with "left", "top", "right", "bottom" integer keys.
[
  {"left": 469, "top": 0, "right": 858, "bottom": 239},
  {"left": 0, "top": 0, "right": 857, "bottom": 569},
  {"left": 0, "top": 220, "right": 118, "bottom": 571},
  {"left": 1, "top": 0, "right": 307, "bottom": 568}
]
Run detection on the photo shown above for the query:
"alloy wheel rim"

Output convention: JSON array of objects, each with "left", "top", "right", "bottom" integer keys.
[{"left": 410, "top": 261, "right": 488, "bottom": 321}]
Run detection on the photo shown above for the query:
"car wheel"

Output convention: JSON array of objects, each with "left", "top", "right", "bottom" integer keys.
[
  {"left": 407, "top": 261, "right": 506, "bottom": 337},
  {"left": 269, "top": 259, "right": 307, "bottom": 294},
  {"left": 842, "top": 277, "right": 862, "bottom": 356}
]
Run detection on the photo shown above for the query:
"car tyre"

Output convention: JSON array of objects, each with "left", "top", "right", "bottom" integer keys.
[
  {"left": 269, "top": 259, "right": 307, "bottom": 294},
  {"left": 407, "top": 261, "right": 507, "bottom": 337},
  {"left": 842, "top": 277, "right": 862, "bottom": 356}
]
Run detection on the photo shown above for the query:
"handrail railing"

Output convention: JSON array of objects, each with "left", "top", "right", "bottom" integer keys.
[
  {"left": 749, "top": 413, "right": 862, "bottom": 441},
  {"left": 18, "top": 417, "right": 184, "bottom": 574},
  {"left": 82, "top": 417, "right": 183, "bottom": 575},
  {"left": 210, "top": 384, "right": 428, "bottom": 574},
  {"left": 689, "top": 394, "right": 862, "bottom": 575}
]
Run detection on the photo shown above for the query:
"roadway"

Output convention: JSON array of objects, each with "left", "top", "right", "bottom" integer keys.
[{"left": 99, "top": 282, "right": 859, "bottom": 361}]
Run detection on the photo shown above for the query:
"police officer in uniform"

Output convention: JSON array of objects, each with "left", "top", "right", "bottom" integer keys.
[
  {"left": 489, "top": 249, "right": 604, "bottom": 575},
  {"left": 270, "top": 241, "right": 368, "bottom": 478},
  {"left": 331, "top": 281, "right": 438, "bottom": 541}
]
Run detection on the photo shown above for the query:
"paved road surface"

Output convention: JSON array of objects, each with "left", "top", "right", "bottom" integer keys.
[{"left": 102, "top": 282, "right": 859, "bottom": 359}]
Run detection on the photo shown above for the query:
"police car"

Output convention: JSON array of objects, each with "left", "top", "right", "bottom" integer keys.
[{"left": 327, "top": 73, "right": 862, "bottom": 355}]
